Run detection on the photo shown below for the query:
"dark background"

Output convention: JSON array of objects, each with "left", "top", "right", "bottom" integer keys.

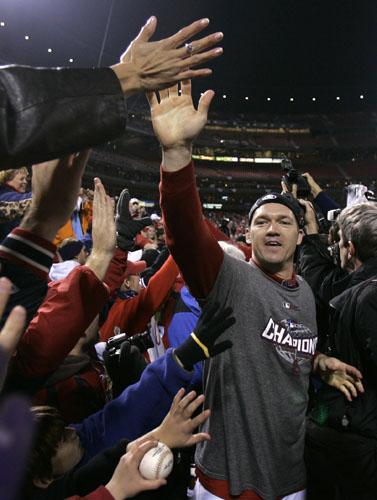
[{"left": 1, "top": 0, "right": 377, "bottom": 113}]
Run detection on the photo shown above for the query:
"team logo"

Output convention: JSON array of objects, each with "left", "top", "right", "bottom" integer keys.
[
  {"left": 261, "top": 194, "right": 277, "bottom": 201},
  {"left": 283, "top": 301, "right": 299, "bottom": 310},
  {"left": 261, "top": 317, "right": 317, "bottom": 374}
]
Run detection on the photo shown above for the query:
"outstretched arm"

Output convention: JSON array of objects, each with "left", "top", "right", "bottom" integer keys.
[
  {"left": 0, "top": 18, "right": 222, "bottom": 167},
  {"left": 149, "top": 81, "right": 224, "bottom": 298}
]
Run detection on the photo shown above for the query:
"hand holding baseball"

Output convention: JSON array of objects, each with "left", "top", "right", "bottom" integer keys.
[
  {"left": 154, "top": 388, "right": 211, "bottom": 449},
  {"left": 105, "top": 440, "right": 167, "bottom": 500}
]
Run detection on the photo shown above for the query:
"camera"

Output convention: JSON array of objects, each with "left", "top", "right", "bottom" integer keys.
[
  {"left": 281, "top": 157, "right": 311, "bottom": 199},
  {"left": 106, "top": 331, "right": 154, "bottom": 356},
  {"left": 104, "top": 331, "right": 153, "bottom": 396},
  {"left": 327, "top": 208, "right": 342, "bottom": 222},
  {"left": 366, "top": 190, "right": 377, "bottom": 203}
]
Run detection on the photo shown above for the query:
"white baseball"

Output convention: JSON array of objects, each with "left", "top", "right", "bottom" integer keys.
[{"left": 139, "top": 441, "right": 174, "bottom": 480}]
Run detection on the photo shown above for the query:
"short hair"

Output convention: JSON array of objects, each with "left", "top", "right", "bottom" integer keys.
[
  {"left": 338, "top": 203, "right": 377, "bottom": 262},
  {"left": 219, "top": 241, "right": 246, "bottom": 261},
  {"left": 0, "top": 167, "right": 28, "bottom": 185},
  {"left": 24, "top": 406, "right": 66, "bottom": 489}
]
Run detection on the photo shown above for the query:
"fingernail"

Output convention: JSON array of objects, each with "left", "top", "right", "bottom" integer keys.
[
  {"left": 201, "top": 18, "right": 210, "bottom": 25},
  {"left": 147, "top": 16, "right": 155, "bottom": 24},
  {"left": 215, "top": 32, "right": 223, "bottom": 39},
  {"left": 215, "top": 47, "right": 223, "bottom": 54}
]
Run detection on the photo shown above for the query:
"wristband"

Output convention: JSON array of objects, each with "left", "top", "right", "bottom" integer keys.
[{"left": 190, "top": 332, "right": 209, "bottom": 358}]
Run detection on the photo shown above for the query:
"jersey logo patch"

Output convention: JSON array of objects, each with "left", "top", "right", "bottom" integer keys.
[
  {"left": 283, "top": 301, "right": 299, "bottom": 310},
  {"left": 261, "top": 317, "right": 317, "bottom": 374}
]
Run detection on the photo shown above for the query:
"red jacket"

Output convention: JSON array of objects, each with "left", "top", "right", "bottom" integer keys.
[
  {"left": 100, "top": 255, "right": 179, "bottom": 340},
  {"left": 8, "top": 249, "right": 129, "bottom": 422}
]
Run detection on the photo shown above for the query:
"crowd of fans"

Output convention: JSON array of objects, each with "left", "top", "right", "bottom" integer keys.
[{"left": 0, "top": 14, "right": 376, "bottom": 500}]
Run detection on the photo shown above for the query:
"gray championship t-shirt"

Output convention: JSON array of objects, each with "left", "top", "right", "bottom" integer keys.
[{"left": 195, "top": 253, "right": 317, "bottom": 499}]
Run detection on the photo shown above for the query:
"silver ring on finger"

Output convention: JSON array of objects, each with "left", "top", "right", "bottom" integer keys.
[{"left": 185, "top": 42, "right": 194, "bottom": 56}]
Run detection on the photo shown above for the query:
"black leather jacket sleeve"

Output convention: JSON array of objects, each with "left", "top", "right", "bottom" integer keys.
[
  {"left": 0, "top": 65, "right": 127, "bottom": 167},
  {"left": 298, "top": 234, "right": 347, "bottom": 304}
]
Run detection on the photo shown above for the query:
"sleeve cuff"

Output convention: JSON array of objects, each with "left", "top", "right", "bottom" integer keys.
[
  {"left": 0, "top": 227, "right": 56, "bottom": 280},
  {"left": 160, "top": 161, "right": 196, "bottom": 195}
]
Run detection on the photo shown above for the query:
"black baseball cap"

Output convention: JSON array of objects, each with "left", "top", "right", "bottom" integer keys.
[{"left": 248, "top": 193, "right": 305, "bottom": 228}]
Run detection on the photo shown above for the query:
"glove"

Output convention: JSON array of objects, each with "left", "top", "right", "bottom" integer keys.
[
  {"left": 116, "top": 189, "right": 152, "bottom": 251},
  {"left": 174, "top": 301, "right": 235, "bottom": 370},
  {"left": 140, "top": 247, "right": 170, "bottom": 286}
]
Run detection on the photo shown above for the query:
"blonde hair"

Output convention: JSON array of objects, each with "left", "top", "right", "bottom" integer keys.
[{"left": 0, "top": 167, "right": 28, "bottom": 185}]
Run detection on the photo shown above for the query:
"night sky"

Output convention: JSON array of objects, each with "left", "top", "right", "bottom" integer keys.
[{"left": 1, "top": 0, "right": 376, "bottom": 112}]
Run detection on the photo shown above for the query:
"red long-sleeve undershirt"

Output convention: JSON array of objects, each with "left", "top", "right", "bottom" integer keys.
[{"left": 159, "top": 161, "right": 224, "bottom": 299}]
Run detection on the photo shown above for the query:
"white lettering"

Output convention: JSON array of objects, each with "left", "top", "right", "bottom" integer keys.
[
  {"left": 273, "top": 324, "right": 286, "bottom": 343},
  {"left": 261, "top": 318, "right": 275, "bottom": 340},
  {"left": 281, "top": 333, "right": 293, "bottom": 346}
]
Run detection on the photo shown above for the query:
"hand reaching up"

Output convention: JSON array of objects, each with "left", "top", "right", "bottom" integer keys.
[
  {"left": 147, "top": 80, "right": 215, "bottom": 171},
  {"left": 153, "top": 388, "right": 211, "bottom": 449},
  {"left": 112, "top": 17, "right": 223, "bottom": 96},
  {"left": 20, "top": 151, "right": 90, "bottom": 242}
]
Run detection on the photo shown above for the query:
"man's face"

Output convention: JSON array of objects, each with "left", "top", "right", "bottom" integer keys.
[
  {"left": 249, "top": 203, "right": 303, "bottom": 274},
  {"left": 51, "top": 428, "right": 84, "bottom": 478}
]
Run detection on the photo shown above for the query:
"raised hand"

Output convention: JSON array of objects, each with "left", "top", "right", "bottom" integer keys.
[
  {"left": 154, "top": 388, "right": 210, "bottom": 449},
  {"left": 20, "top": 151, "right": 90, "bottom": 242},
  {"left": 302, "top": 172, "right": 323, "bottom": 198},
  {"left": 297, "top": 198, "right": 319, "bottom": 235},
  {"left": 174, "top": 301, "right": 235, "bottom": 370},
  {"left": 112, "top": 17, "right": 223, "bottom": 96},
  {"left": 148, "top": 80, "right": 214, "bottom": 151},
  {"left": 115, "top": 188, "right": 152, "bottom": 251},
  {"left": 85, "top": 178, "right": 116, "bottom": 281}
]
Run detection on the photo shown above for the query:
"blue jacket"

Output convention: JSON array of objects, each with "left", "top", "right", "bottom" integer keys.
[
  {"left": 74, "top": 348, "right": 195, "bottom": 460},
  {"left": 168, "top": 286, "right": 203, "bottom": 385}
]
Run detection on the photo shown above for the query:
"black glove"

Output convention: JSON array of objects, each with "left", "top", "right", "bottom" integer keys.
[
  {"left": 116, "top": 189, "right": 152, "bottom": 251},
  {"left": 140, "top": 246, "right": 170, "bottom": 286},
  {"left": 174, "top": 301, "right": 235, "bottom": 370},
  {"left": 103, "top": 340, "right": 148, "bottom": 397}
]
